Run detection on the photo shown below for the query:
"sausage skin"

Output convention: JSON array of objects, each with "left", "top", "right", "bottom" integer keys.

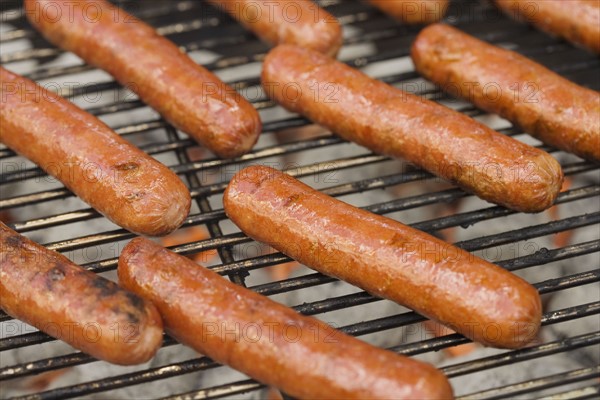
[
  {"left": 0, "top": 223, "right": 163, "bottom": 365},
  {"left": 368, "top": 0, "right": 449, "bottom": 24},
  {"left": 224, "top": 166, "right": 543, "bottom": 349},
  {"left": 25, "top": 0, "right": 261, "bottom": 159},
  {"left": 207, "top": 0, "right": 342, "bottom": 57},
  {"left": 262, "top": 45, "right": 563, "bottom": 213},
  {"left": 411, "top": 24, "right": 600, "bottom": 163},
  {"left": 495, "top": 0, "right": 600, "bottom": 54},
  {"left": 118, "top": 237, "right": 454, "bottom": 399},
  {"left": 0, "top": 68, "right": 190, "bottom": 236}
]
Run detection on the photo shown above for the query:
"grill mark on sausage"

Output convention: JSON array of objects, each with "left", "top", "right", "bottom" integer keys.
[
  {"left": 113, "top": 162, "right": 139, "bottom": 171},
  {"left": 282, "top": 194, "right": 302, "bottom": 208},
  {"left": 3, "top": 234, "right": 23, "bottom": 249},
  {"left": 125, "top": 292, "right": 146, "bottom": 312},
  {"left": 0, "top": 222, "right": 164, "bottom": 365},
  {"left": 90, "top": 276, "right": 121, "bottom": 297}
]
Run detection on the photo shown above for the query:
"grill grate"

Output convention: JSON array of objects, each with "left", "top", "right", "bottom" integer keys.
[{"left": 1, "top": 0, "right": 599, "bottom": 399}]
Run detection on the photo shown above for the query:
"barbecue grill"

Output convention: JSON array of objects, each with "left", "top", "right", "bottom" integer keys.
[{"left": 1, "top": 0, "right": 599, "bottom": 399}]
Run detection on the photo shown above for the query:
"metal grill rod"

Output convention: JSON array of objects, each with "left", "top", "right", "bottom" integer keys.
[
  {"left": 8, "top": 186, "right": 594, "bottom": 280},
  {"left": 0, "top": 187, "right": 599, "bottom": 308},
  {"left": 253, "top": 240, "right": 599, "bottom": 306},
  {"left": 457, "top": 366, "right": 600, "bottom": 400},
  {"left": 1, "top": 13, "right": 593, "bottom": 118},
  {"left": 2, "top": 27, "right": 598, "bottom": 158},
  {"left": 13, "top": 301, "right": 595, "bottom": 400},
  {"left": 249, "top": 241, "right": 599, "bottom": 297},
  {"left": 169, "top": 306, "right": 600, "bottom": 400},
  {"left": 167, "top": 332, "right": 600, "bottom": 399},
  {"left": 2, "top": 43, "right": 594, "bottom": 138},
  {"left": 3, "top": 160, "right": 598, "bottom": 236},
  {"left": 443, "top": 332, "right": 600, "bottom": 378},
  {"left": 541, "top": 385, "right": 600, "bottom": 400},
  {"left": 164, "top": 379, "right": 263, "bottom": 400},
  {"left": 2, "top": 251, "right": 597, "bottom": 356}
]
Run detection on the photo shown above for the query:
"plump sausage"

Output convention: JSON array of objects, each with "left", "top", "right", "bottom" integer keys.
[
  {"left": 207, "top": 0, "right": 342, "bottom": 56},
  {"left": 0, "top": 223, "right": 163, "bottom": 365},
  {"left": 495, "top": 0, "right": 600, "bottom": 54},
  {"left": 368, "top": 0, "right": 448, "bottom": 24},
  {"left": 118, "top": 237, "right": 454, "bottom": 400},
  {"left": 224, "top": 166, "right": 543, "bottom": 349},
  {"left": 24, "top": 0, "right": 261, "bottom": 159},
  {"left": 411, "top": 23, "right": 600, "bottom": 163},
  {"left": 261, "top": 44, "right": 563, "bottom": 213},
  {"left": 0, "top": 68, "right": 190, "bottom": 236}
]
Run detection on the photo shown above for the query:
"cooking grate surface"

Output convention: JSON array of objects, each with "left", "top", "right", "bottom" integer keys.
[{"left": 1, "top": 1, "right": 599, "bottom": 399}]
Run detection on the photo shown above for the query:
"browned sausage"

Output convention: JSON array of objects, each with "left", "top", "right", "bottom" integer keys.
[
  {"left": 368, "top": 0, "right": 449, "bottom": 24},
  {"left": 25, "top": 0, "right": 262, "bottom": 159},
  {"left": 0, "top": 67, "right": 190, "bottom": 236},
  {"left": 207, "top": 0, "right": 342, "bottom": 56},
  {"left": 261, "top": 44, "right": 563, "bottom": 213},
  {"left": 118, "top": 237, "right": 454, "bottom": 399},
  {"left": 495, "top": 0, "right": 600, "bottom": 54},
  {"left": 0, "top": 223, "right": 163, "bottom": 365},
  {"left": 224, "top": 166, "right": 543, "bottom": 349},
  {"left": 411, "top": 23, "right": 600, "bottom": 163}
]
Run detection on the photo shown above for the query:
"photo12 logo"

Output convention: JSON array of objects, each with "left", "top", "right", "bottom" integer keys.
[
  {"left": 23, "top": 0, "right": 139, "bottom": 24},
  {"left": 199, "top": 320, "right": 340, "bottom": 344},
  {"left": 1, "top": 320, "right": 141, "bottom": 343},
  {"left": 1, "top": 80, "right": 139, "bottom": 105}
]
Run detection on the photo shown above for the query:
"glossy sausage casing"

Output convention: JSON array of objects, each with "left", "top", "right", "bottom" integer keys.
[
  {"left": 207, "top": 0, "right": 342, "bottom": 56},
  {"left": 262, "top": 45, "right": 563, "bottom": 213},
  {"left": 411, "top": 23, "right": 600, "bottom": 162},
  {"left": 224, "top": 166, "right": 543, "bottom": 349},
  {"left": 25, "top": 0, "right": 261, "bottom": 158},
  {"left": 0, "top": 223, "right": 163, "bottom": 365},
  {"left": 368, "top": 0, "right": 448, "bottom": 24},
  {"left": 118, "top": 237, "right": 454, "bottom": 400},
  {"left": 495, "top": 0, "right": 600, "bottom": 54},
  {"left": 0, "top": 68, "right": 191, "bottom": 236}
]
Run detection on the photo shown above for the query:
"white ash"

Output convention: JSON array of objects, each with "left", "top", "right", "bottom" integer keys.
[
  {"left": 542, "top": 192, "right": 600, "bottom": 366},
  {"left": 443, "top": 346, "right": 588, "bottom": 398}
]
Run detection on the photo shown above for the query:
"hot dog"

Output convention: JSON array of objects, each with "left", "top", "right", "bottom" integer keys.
[
  {"left": 411, "top": 24, "right": 600, "bottom": 163},
  {"left": 118, "top": 237, "right": 454, "bottom": 400},
  {"left": 25, "top": 0, "right": 262, "bottom": 159},
  {"left": 0, "top": 223, "right": 163, "bottom": 365},
  {"left": 0, "top": 67, "right": 190, "bottom": 236},
  {"left": 207, "top": 0, "right": 342, "bottom": 56},
  {"left": 261, "top": 44, "right": 563, "bottom": 213},
  {"left": 224, "top": 166, "right": 543, "bottom": 349},
  {"left": 495, "top": 0, "right": 600, "bottom": 54},
  {"left": 368, "top": 0, "right": 448, "bottom": 24}
]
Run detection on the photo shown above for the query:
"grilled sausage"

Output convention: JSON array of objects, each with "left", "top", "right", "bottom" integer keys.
[
  {"left": 118, "top": 237, "right": 454, "bottom": 400},
  {"left": 368, "top": 0, "right": 448, "bottom": 24},
  {"left": 224, "top": 166, "right": 543, "bottom": 349},
  {"left": 0, "top": 68, "right": 190, "bottom": 236},
  {"left": 25, "top": 0, "right": 261, "bottom": 159},
  {"left": 411, "top": 24, "right": 600, "bottom": 163},
  {"left": 0, "top": 223, "right": 163, "bottom": 365},
  {"left": 495, "top": 0, "right": 600, "bottom": 54},
  {"left": 207, "top": 0, "right": 342, "bottom": 56},
  {"left": 261, "top": 45, "right": 563, "bottom": 213}
]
